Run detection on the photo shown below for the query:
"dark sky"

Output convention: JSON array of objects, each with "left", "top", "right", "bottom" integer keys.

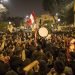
[{"left": 4, "top": 0, "right": 44, "bottom": 17}]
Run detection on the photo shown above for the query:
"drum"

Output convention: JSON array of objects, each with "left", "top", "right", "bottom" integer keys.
[{"left": 39, "top": 27, "right": 48, "bottom": 37}]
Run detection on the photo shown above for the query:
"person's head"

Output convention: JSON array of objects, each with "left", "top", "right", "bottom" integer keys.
[
  {"left": 2, "top": 51, "right": 10, "bottom": 63},
  {"left": 46, "top": 52, "right": 53, "bottom": 64},
  {"left": 23, "top": 58, "right": 31, "bottom": 66},
  {"left": 0, "top": 60, "right": 7, "bottom": 75},
  {"left": 39, "top": 60, "right": 47, "bottom": 75},
  {"left": 5, "top": 70, "right": 18, "bottom": 75},
  {"left": 36, "top": 45, "right": 42, "bottom": 51},
  {"left": 14, "top": 48, "right": 22, "bottom": 58},
  {"left": 70, "top": 52, "right": 75, "bottom": 60},
  {"left": 0, "top": 53, "right": 4, "bottom": 60},
  {"left": 54, "top": 60, "right": 65, "bottom": 74}
]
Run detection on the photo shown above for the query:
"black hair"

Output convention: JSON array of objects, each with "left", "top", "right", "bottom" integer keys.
[
  {"left": 36, "top": 45, "right": 42, "bottom": 51},
  {"left": 0, "top": 60, "right": 7, "bottom": 75},
  {"left": 54, "top": 60, "right": 65, "bottom": 74}
]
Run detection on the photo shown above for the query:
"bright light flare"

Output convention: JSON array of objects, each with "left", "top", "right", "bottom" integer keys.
[
  {"left": 58, "top": 18, "right": 61, "bottom": 22},
  {"left": 3, "top": 0, "right": 8, "bottom": 2},
  {"left": 56, "top": 13, "right": 58, "bottom": 16}
]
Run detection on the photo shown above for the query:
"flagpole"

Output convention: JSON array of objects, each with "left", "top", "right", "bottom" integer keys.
[
  {"left": 26, "top": 11, "right": 37, "bottom": 47},
  {"left": 34, "top": 23, "right": 38, "bottom": 47}
]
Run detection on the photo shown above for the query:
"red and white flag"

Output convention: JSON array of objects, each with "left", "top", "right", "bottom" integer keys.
[
  {"left": 26, "top": 11, "right": 38, "bottom": 46},
  {"left": 26, "top": 11, "right": 36, "bottom": 26},
  {"left": 30, "top": 14, "right": 35, "bottom": 24},
  {"left": 26, "top": 19, "right": 32, "bottom": 26}
]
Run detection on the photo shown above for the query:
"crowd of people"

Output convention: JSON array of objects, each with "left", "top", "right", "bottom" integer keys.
[{"left": 0, "top": 29, "right": 75, "bottom": 75}]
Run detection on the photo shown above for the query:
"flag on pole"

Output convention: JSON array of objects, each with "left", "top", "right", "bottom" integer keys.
[
  {"left": 26, "top": 11, "right": 37, "bottom": 46},
  {"left": 26, "top": 11, "right": 35, "bottom": 26},
  {"left": 31, "top": 11, "right": 38, "bottom": 47},
  {"left": 30, "top": 14, "right": 35, "bottom": 24},
  {"left": 34, "top": 24, "right": 38, "bottom": 47},
  {"left": 26, "top": 19, "right": 32, "bottom": 26},
  {"left": 31, "top": 11, "right": 36, "bottom": 20}
]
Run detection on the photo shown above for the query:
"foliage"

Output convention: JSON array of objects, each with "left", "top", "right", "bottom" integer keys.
[
  {"left": 0, "top": 22, "right": 8, "bottom": 31},
  {"left": 66, "top": 7, "right": 74, "bottom": 24},
  {"left": 7, "top": 17, "right": 24, "bottom": 27},
  {"left": 43, "top": 20, "right": 53, "bottom": 33},
  {"left": 42, "top": 0, "right": 57, "bottom": 15},
  {"left": 42, "top": 0, "right": 74, "bottom": 24}
]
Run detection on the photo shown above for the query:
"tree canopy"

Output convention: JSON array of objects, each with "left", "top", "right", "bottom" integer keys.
[{"left": 42, "top": 0, "right": 74, "bottom": 24}]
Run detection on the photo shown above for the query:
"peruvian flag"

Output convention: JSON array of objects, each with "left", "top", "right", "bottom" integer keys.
[
  {"left": 27, "top": 11, "right": 36, "bottom": 26},
  {"left": 26, "top": 19, "right": 32, "bottom": 26},
  {"left": 26, "top": 11, "right": 37, "bottom": 46}
]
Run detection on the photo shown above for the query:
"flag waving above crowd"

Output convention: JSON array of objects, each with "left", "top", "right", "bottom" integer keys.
[{"left": 26, "top": 11, "right": 36, "bottom": 26}]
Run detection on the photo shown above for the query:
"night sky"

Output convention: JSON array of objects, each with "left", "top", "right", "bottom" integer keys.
[{"left": 4, "top": 0, "right": 44, "bottom": 17}]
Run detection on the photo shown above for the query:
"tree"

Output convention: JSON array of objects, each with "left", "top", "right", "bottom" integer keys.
[
  {"left": 43, "top": 20, "right": 53, "bottom": 33},
  {"left": 58, "top": 1, "right": 74, "bottom": 24},
  {"left": 42, "top": 0, "right": 74, "bottom": 24},
  {"left": 0, "top": 3, "right": 8, "bottom": 21},
  {"left": 66, "top": 6, "right": 74, "bottom": 24},
  {"left": 13, "top": 17, "right": 24, "bottom": 27},
  {"left": 0, "top": 4, "right": 7, "bottom": 13},
  {"left": 7, "top": 17, "right": 24, "bottom": 27},
  {"left": 42, "top": 0, "right": 58, "bottom": 23},
  {"left": 43, "top": 0, "right": 59, "bottom": 14}
]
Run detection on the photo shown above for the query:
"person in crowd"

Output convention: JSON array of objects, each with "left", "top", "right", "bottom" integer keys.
[
  {"left": 5, "top": 70, "right": 18, "bottom": 75},
  {"left": 9, "top": 49, "right": 25, "bottom": 75},
  {"left": 47, "top": 60, "right": 66, "bottom": 75},
  {"left": 0, "top": 29, "right": 74, "bottom": 75},
  {"left": 69, "top": 52, "right": 75, "bottom": 75},
  {"left": 0, "top": 60, "right": 7, "bottom": 75}
]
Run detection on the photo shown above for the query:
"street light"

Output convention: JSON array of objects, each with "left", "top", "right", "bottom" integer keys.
[
  {"left": 51, "top": 24, "right": 53, "bottom": 27},
  {"left": 56, "top": 13, "right": 58, "bottom": 16},
  {"left": 26, "top": 15, "right": 29, "bottom": 18},
  {"left": 0, "top": 0, "right": 3, "bottom": 3},
  {"left": 0, "top": 0, "right": 8, "bottom": 3},
  {"left": 9, "top": 21, "right": 12, "bottom": 25},
  {"left": 58, "top": 18, "right": 61, "bottom": 22}
]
